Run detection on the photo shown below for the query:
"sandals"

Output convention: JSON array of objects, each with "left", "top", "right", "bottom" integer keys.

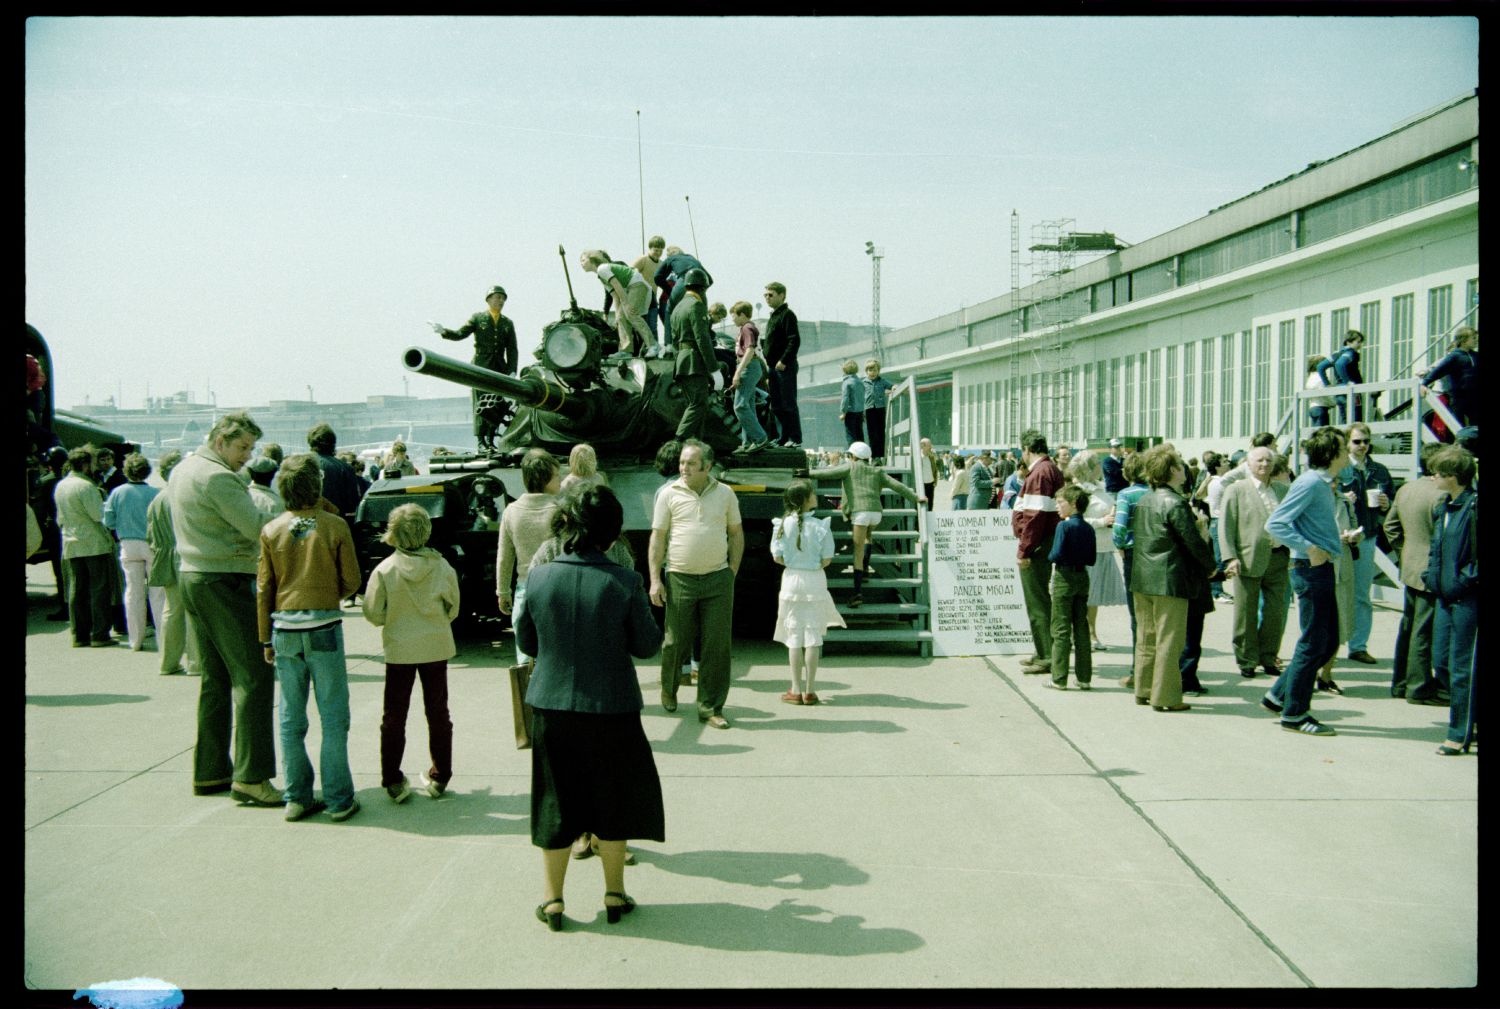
[
  {"left": 604, "top": 891, "right": 636, "bottom": 925},
  {"left": 781, "top": 690, "right": 804, "bottom": 705},
  {"left": 802, "top": 693, "right": 820, "bottom": 705},
  {"left": 536, "top": 899, "right": 564, "bottom": 931}
]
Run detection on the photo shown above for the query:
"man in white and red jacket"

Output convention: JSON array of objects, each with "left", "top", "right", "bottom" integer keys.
[{"left": 1012, "top": 429, "right": 1066, "bottom": 674}]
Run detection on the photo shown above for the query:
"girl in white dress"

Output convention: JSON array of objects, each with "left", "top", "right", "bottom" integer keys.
[{"left": 771, "top": 480, "right": 846, "bottom": 705}]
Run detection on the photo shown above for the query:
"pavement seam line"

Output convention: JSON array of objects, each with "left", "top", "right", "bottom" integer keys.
[
  {"left": 25, "top": 747, "right": 195, "bottom": 832},
  {"left": 983, "top": 655, "right": 1317, "bottom": 989}
]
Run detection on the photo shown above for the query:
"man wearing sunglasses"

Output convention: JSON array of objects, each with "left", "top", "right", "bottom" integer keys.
[{"left": 1336, "top": 422, "right": 1394, "bottom": 665}]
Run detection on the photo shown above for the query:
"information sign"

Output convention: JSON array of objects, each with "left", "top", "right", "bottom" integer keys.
[{"left": 926, "top": 509, "right": 1035, "bottom": 656}]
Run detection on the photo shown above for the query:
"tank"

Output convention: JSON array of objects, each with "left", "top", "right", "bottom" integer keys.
[{"left": 362, "top": 281, "right": 805, "bottom": 635}]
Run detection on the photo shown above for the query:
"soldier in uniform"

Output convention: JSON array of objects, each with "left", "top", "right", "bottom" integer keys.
[
  {"left": 436, "top": 285, "right": 519, "bottom": 453},
  {"left": 670, "top": 269, "right": 717, "bottom": 441}
]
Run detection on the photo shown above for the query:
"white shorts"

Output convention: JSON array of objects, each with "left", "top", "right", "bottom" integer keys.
[{"left": 851, "top": 511, "right": 883, "bottom": 528}]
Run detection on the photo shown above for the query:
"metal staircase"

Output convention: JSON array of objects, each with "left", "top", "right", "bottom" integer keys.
[
  {"left": 1274, "top": 307, "right": 1477, "bottom": 604},
  {"left": 816, "top": 375, "right": 933, "bottom": 655}
]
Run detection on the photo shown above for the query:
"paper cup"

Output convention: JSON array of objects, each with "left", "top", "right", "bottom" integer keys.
[{"left": 1366, "top": 488, "right": 1382, "bottom": 508}]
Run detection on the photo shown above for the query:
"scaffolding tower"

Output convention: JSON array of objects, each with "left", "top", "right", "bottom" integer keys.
[{"left": 1007, "top": 211, "right": 1022, "bottom": 447}]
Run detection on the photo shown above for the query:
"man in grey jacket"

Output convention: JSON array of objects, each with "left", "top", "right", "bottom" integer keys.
[{"left": 168, "top": 412, "right": 282, "bottom": 806}]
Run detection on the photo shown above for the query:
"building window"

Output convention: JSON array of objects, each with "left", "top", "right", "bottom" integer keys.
[
  {"left": 1278, "top": 320, "right": 1302, "bottom": 425},
  {"left": 1083, "top": 363, "right": 1095, "bottom": 441},
  {"left": 1107, "top": 357, "right": 1119, "bottom": 438},
  {"left": 1178, "top": 216, "right": 1296, "bottom": 286},
  {"left": 1465, "top": 278, "right": 1479, "bottom": 331},
  {"left": 1131, "top": 261, "right": 1175, "bottom": 301},
  {"left": 1300, "top": 146, "right": 1475, "bottom": 246},
  {"left": 1149, "top": 348, "right": 1162, "bottom": 437},
  {"left": 1391, "top": 293, "right": 1415, "bottom": 380},
  {"left": 1330, "top": 307, "right": 1350, "bottom": 346},
  {"left": 1136, "top": 352, "right": 1147, "bottom": 436},
  {"left": 1240, "top": 331, "right": 1254, "bottom": 437},
  {"left": 1182, "top": 342, "right": 1195, "bottom": 439},
  {"left": 1360, "top": 301, "right": 1382, "bottom": 381},
  {"left": 1303, "top": 314, "right": 1322, "bottom": 359},
  {"left": 1427, "top": 284, "right": 1453, "bottom": 361},
  {"left": 1113, "top": 275, "right": 1130, "bottom": 308},
  {"left": 1219, "top": 333, "right": 1234, "bottom": 438},
  {"left": 1164, "top": 345, "right": 1177, "bottom": 439},
  {"left": 1200, "top": 337, "right": 1214, "bottom": 438},
  {"left": 1255, "top": 325, "right": 1272, "bottom": 434},
  {"left": 1124, "top": 355, "right": 1135, "bottom": 436}
]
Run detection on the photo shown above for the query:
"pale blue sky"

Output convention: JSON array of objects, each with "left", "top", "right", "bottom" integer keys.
[{"left": 26, "top": 15, "right": 1478, "bottom": 410}]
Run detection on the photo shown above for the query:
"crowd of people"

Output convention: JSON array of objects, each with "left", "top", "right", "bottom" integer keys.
[
  {"left": 27, "top": 315, "right": 1479, "bottom": 930},
  {"left": 927, "top": 422, "right": 1478, "bottom": 751}
]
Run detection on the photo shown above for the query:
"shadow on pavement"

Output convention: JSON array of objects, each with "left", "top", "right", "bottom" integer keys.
[
  {"left": 628, "top": 847, "right": 870, "bottom": 890},
  {"left": 26, "top": 693, "right": 150, "bottom": 707},
  {"left": 556, "top": 897, "right": 925, "bottom": 954},
  {"left": 329, "top": 786, "right": 532, "bottom": 837},
  {"left": 731, "top": 717, "right": 906, "bottom": 735}
]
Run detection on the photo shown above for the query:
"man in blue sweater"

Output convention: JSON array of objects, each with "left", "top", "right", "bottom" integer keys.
[
  {"left": 1262, "top": 426, "right": 1350, "bottom": 736},
  {"left": 1425, "top": 446, "right": 1479, "bottom": 756}
]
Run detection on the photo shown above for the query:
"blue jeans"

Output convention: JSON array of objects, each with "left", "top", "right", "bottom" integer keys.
[
  {"left": 644, "top": 297, "right": 661, "bottom": 339},
  {"left": 734, "top": 357, "right": 768, "bottom": 444},
  {"left": 1268, "top": 561, "right": 1339, "bottom": 723},
  {"left": 274, "top": 624, "right": 355, "bottom": 811},
  {"left": 1348, "top": 540, "right": 1375, "bottom": 654},
  {"left": 1432, "top": 594, "right": 1477, "bottom": 746},
  {"left": 952, "top": 496, "right": 968, "bottom": 511},
  {"left": 1208, "top": 518, "right": 1225, "bottom": 598}
]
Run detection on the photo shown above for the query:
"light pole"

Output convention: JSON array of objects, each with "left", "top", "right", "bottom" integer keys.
[{"left": 864, "top": 241, "right": 885, "bottom": 360}]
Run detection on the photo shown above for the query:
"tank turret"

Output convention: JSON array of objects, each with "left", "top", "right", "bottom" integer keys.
[{"left": 405, "top": 302, "right": 744, "bottom": 460}]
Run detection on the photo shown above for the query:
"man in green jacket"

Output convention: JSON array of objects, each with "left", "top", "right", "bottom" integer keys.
[
  {"left": 167, "top": 412, "right": 281, "bottom": 807},
  {"left": 671, "top": 269, "right": 718, "bottom": 441},
  {"left": 437, "top": 285, "right": 518, "bottom": 451}
]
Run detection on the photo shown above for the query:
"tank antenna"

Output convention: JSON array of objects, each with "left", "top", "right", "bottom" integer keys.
[
  {"left": 559, "top": 244, "right": 578, "bottom": 312},
  {"left": 685, "top": 195, "right": 700, "bottom": 259}
]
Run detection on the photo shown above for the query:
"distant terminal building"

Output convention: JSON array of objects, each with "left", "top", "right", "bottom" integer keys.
[{"left": 803, "top": 91, "right": 1479, "bottom": 457}]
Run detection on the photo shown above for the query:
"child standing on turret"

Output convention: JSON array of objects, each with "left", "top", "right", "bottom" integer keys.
[
  {"left": 862, "top": 359, "right": 895, "bottom": 462},
  {"left": 838, "top": 360, "right": 865, "bottom": 447}
]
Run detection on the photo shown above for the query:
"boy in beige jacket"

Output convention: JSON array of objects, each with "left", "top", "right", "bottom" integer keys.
[{"left": 363, "top": 503, "right": 461, "bottom": 803}]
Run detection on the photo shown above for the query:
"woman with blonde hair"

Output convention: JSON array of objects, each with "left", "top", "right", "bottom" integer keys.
[
  {"left": 560, "top": 443, "right": 607, "bottom": 494},
  {"left": 1066, "top": 450, "right": 1128, "bottom": 651}
]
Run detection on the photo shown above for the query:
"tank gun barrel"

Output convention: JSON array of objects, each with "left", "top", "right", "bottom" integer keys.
[{"left": 402, "top": 347, "right": 591, "bottom": 421}]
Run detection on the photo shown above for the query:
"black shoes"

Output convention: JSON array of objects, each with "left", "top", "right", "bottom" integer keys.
[
  {"left": 1261, "top": 696, "right": 1284, "bottom": 715},
  {"left": 536, "top": 900, "right": 564, "bottom": 931},
  {"left": 1282, "top": 717, "right": 1336, "bottom": 736},
  {"left": 604, "top": 891, "right": 636, "bottom": 924},
  {"left": 1315, "top": 679, "right": 1345, "bottom": 695},
  {"left": 1348, "top": 651, "right": 1379, "bottom": 665}
]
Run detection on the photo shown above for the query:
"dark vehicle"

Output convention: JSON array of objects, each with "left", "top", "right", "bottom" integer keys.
[
  {"left": 351, "top": 467, "right": 510, "bottom": 630},
  {"left": 27, "top": 323, "right": 128, "bottom": 572},
  {"left": 373, "top": 250, "right": 803, "bottom": 635}
]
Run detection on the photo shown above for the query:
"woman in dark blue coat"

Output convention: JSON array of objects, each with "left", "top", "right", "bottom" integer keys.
[{"left": 516, "top": 485, "right": 664, "bottom": 930}]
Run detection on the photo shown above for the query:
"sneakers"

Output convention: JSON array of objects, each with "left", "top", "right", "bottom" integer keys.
[
  {"left": 386, "top": 777, "right": 412, "bottom": 804},
  {"left": 285, "top": 799, "right": 326, "bottom": 822},
  {"left": 160, "top": 666, "right": 187, "bottom": 676},
  {"left": 231, "top": 780, "right": 286, "bottom": 807},
  {"left": 1282, "top": 717, "right": 1337, "bottom": 736},
  {"left": 424, "top": 775, "right": 447, "bottom": 799},
  {"left": 329, "top": 799, "right": 361, "bottom": 822}
]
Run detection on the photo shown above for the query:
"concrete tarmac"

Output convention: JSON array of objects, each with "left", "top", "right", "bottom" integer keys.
[{"left": 23, "top": 561, "right": 1476, "bottom": 993}]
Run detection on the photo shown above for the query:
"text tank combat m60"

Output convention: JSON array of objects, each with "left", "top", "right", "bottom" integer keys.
[{"left": 390, "top": 278, "right": 806, "bottom": 635}]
